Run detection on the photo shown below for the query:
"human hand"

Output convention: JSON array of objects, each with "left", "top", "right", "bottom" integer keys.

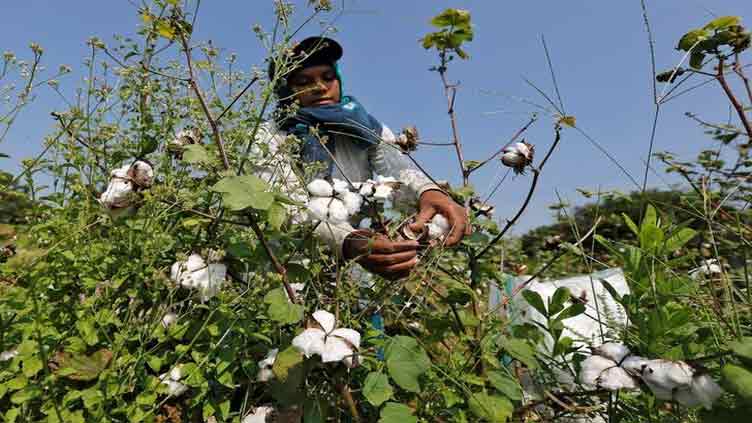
[
  {"left": 343, "top": 230, "right": 420, "bottom": 280},
  {"left": 408, "top": 190, "right": 469, "bottom": 246}
]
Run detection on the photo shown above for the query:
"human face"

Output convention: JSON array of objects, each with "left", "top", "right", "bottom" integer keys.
[{"left": 288, "top": 64, "right": 341, "bottom": 107}]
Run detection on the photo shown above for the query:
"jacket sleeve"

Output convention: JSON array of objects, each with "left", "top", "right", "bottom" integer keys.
[
  {"left": 368, "top": 125, "right": 440, "bottom": 198},
  {"left": 249, "top": 122, "right": 355, "bottom": 257}
]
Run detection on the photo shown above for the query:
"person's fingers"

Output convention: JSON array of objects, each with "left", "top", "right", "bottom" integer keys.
[
  {"left": 364, "top": 250, "right": 417, "bottom": 266},
  {"left": 443, "top": 206, "right": 468, "bottom": 246},
  {"left": 408, "top": 205, "right": 436, "bottom": 233},
  {"left": 370, "top": 237, "right": 420, "bottom": 254}
]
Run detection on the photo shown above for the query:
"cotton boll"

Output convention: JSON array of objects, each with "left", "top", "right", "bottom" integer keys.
[
  {"left": 427, "top": 214, "right": 451, "bottom": 240},
  {"left": 0, "top": 348, "right": 18, "bottom": 362},
  {"left": 580, "top": 355, "right": 617, "bottom": 388},
  {"left": 358, "top": 182, "right": 375, "bottom": 197},
  {"left": 307, "top": 179, "right": 333, "bottom": 197},
  {"left": 242, "top": 406, "right": 275, "bottom": 423},
  {"left": 642, "top": 360, "right": 694, "bottom": 399},
  {"left": 593, "top": 343, "right": 631, "bottom": 363},
  {"left": 128, "top": 160, "right": 154, "bottom": 188},
  {"left": 170, "top": 254, "right": 227, "bottom": 301},
  {"left": 622, "top": 355, "right": 649, "bottom": 376},
  {"left": 161, "top": 312, "right": 178, "bottom": 328},
  {"left": 375, "top": 175, "right": 398, "bottom": 184},
  {"left": 340, "top": 191, "right": 363, "bottom": 216},
  {"left": 331, "top": 178, "right": 349, "bottom": 195},
  {"left": 160, "top": 366, "right": 188, "bottom": 397},
  {"left": 373, "top": 184, "right": 393, "bottom": 201},
  {"left": 598, "top": 367, "right": 639, "bottom": 391},
  {"left": 674, "top": 374, "right": 723, "bottom": 409},
  {"left": 307, "top": 197, "right": 332, "bottom": 221},
  {"left": 327, "top": 199, "right": 349, "bottom": 224},
  {"left": 99, "top": 176, "right": 134, "bottom": 209},
  {"left": 257, "top": 348, "right": 279, "bottom": 382}
]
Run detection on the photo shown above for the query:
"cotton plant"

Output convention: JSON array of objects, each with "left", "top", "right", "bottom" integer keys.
[
  {"left": 256, "top": 348, "right": 278, "bottom": 382},
  {"left": 292, "top": 310, "right": 361, "bottom": 368},
  {"left": 159, "top": 365, "right": 188, "bottom": 397},
  {"left": 170, "top": 253, "right": 227, "bottom": 302},
  {"left": 578, "top": 342, "right": 723, "bottom": 409}
]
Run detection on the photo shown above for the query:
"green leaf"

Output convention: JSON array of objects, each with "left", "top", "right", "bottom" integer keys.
[
  {"left": 548, "top": 287, "right": 570, "bottom": 316},
  {"left": 690, "top": 51, "right": 706, "bottom": 69},
  {"left": 444, "top": 280, "right": 474, "bottom": 305},
  {"left": 76, "top": 319, "right": 99, "bottom": 346},
  {"left": 498, "top": 338, "right": 538, "bottom": 369},
  {"left": 487, "top": 371, "right": 523, "bottom": 401},
  {"left": 21, "top": 356, "right": 42, "bottom": 377},
  {"left": 155, "top": 19, "right": 175, "bottom": 40},
  {"left": 677, "top": 29, "right": 708, "bottom": 51},
  {"left": 665, "top": 227, "right": 697, "bottom": 251},
  {"left": 431, "top": 8, "right": 472, "bottom": 29},
  {"left": 730, "top": 337, "right": 752, "bottom": 366},
  {"left": 468, "top": 392, "right": 513, "bottom": 422},
  {"left": 56, "top": 349, "right": 113, "bottom": 381},
  {"left": 138, "top": 135, "right": 159, "bottom": 156},
  {"left": 704, "top": 16, "right": 740, "bottom": 31},
  {"left": 622, "top": 213, "right": 640, "bottom": 236},
  {"left": 363, "top": 372, "right": 394, "bottom": 406},
  {"left": 385, "top": 336, "right": 431, "bottom": 393},
  {"left": 264, "top": 288, "right": 303, "bottom": 325},
  {"left": 267, "top": 202, "right": 287, "bottom": 230},
  {"left": 721, "top": 364, "right": 752, "bottom": 403},
  {"left": 211, "top": 174, "right": 275, "bottom": 211},
  {"left": 379, "top": 403, "right": 417, "bottom": 423},
  {"left": 182, "top": 144, "right": 210, "bottom": 164},
  {"left": 555, "top": 303, "right": 585, "bottom": 321},
  {"left": 10, "top": 386, "right": 41, "bottom": 404},
  {"left": 272, "top": 346, "right": 304, "bottom": 383},
  {"left": 522, "top": 290, "right": 547, "bottom": 317}
]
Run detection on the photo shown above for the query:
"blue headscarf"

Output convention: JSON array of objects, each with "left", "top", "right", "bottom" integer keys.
[{"left": 279, "top": 65, "right": 383, "bottom": 176}]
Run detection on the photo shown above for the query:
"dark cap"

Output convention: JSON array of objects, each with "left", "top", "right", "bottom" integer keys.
[{"left": 268, "top": 36, "right": 343, "bottom": 82}]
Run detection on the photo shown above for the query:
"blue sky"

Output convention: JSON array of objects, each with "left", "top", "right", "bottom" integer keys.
[{"left": 1, "top": 0, "right": 751, "bottom": 232}]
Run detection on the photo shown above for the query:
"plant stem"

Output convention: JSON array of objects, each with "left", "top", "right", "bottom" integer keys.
[
  {"left": 474, "top": 127, "right": 562, "bottom": 260},
  {"left": 178, "top": 30, "right": 298, "bottom": 304},
  {"left": 717, "top": 55, "right": 752, "bottom": 141},
  {"left": 467, "top": 116, "right": 537, "bottom": 175},
  {"left": 438, "top": 56, "right": 469, "bottom": 186},
  {"left": 339, "top": 384, "right": 361, "bottom": 422}
]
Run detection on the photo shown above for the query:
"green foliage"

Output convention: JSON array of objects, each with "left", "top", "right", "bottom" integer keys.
[
  {"left": 384, "top": 336, "right": 431, "bottom": 393},
  {"left": 421, "top": 8, "right": 474, "bottom": 60},
  {"left": 363, "top": 372, "right": 393, "bottom": 407},
  {"left": 379, "top": 402, "right": 417, "bottom": 423}
]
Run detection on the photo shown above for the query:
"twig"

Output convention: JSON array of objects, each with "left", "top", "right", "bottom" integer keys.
[
  {"left": 732, "top": 52, "right": 752, "bottom": 107},
  {"left": 438, "top": 56, "right": 469, "bottom": 185},
  {"left": 339, "top": 384, "right": 361, "bottom": 422},
  {"left": 177, "top": 29, "right": 298, "bottom": 304},
  {"left": 467, "top": 116, "right": 537, "bottom": 174},
  {"left": 474, "top": 126, "right": 562, "bottom": 260},
  {"left": 215, "top": 76, "right": 259, "bottom": 122},
  {"left": 179, "top": 31, "right": 231, "bottom": 170},
  {"left": 717, "top": 55, "right": 752, "bottom": 141}
]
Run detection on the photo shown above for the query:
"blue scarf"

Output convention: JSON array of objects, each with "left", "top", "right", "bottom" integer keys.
[{"left": 281, "top": 96, "right": 382, "bottom": 175}]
